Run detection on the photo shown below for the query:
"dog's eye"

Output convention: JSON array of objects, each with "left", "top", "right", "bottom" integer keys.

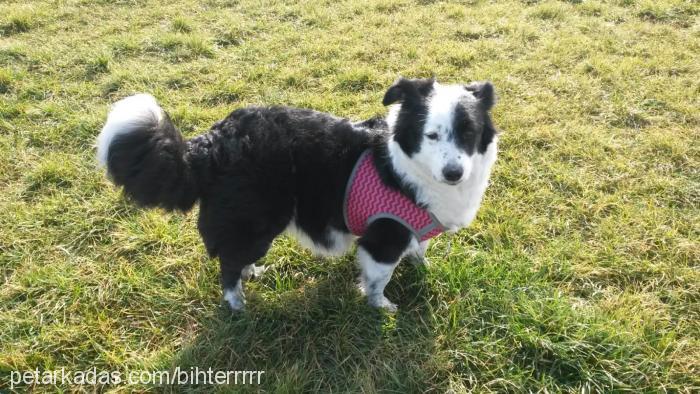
[{"left": 426, "top": 132, "right": 439, "bottom": 141}]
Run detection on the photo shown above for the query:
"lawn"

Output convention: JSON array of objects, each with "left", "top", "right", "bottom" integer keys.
[{"left": 1, "top": 0, "right": 698, "bottom": 392}]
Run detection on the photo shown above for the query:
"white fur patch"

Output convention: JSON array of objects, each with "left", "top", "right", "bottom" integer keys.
[
  {"left": 223, "top": 279, "right": 245, "bottom": 311},
  {"left": 96, "top": 93, "right": 164, "bottom": 167},
  {"left": 241, "top": 264, "right": 268, "bottom": 280},
  {"left": 285, "top": 220, "right": 354, "bottom": 257},
  {"left": 386, "top": 104, "right": 401, "bottom": 132},
  {"left": 357, "top": 247, "right": 399, "bottom": 311},
  {"left": 425, "top": 83, "right": 474, "bottom": 133}
]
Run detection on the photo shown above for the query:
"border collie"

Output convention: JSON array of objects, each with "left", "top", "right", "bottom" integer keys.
[{"left": 97, "top": 77, "right": 498, "bottom": 312}]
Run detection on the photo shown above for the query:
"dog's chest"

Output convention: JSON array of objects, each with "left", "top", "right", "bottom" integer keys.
[
  {"left": 421, "top": 182, "right": 486, "bottom": 230},
  {"left": 419, "top": 142, "right": 497, "bottom": 231}
]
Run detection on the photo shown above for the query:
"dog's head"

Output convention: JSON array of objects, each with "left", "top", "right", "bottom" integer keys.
[{"left": 384, "top": 77, "right": 497, "bottom": 185}]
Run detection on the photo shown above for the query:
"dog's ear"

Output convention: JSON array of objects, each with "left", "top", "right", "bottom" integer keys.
[
  {"left": 465, "top": 81, "right": 496, "bottom": 110},
  {"left": 382, "top": 77, "right": 436, "bottom": 106},
  {"left": 382, "top": 78, "right": 407, "bottom": 106}
]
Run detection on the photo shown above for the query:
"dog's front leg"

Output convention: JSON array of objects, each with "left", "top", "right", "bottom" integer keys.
[
  {"left": 404, "top": 239, "right": 430, "bottom": 266},
  {"left": 357, "top": 219, "right": 413, "bottom": 312}
]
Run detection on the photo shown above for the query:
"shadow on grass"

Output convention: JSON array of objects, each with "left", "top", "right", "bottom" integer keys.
[{"left": 166, "top": 259, "right": 444, "bottom": 392}]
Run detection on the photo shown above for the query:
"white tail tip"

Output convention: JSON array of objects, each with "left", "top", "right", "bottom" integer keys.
[{"left": 96, "top": 93, "right": 164, "bottom": 167}]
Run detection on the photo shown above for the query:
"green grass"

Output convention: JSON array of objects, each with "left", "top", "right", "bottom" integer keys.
[{"left": 1, "top": 0, "right": 699, "bottom": 392}]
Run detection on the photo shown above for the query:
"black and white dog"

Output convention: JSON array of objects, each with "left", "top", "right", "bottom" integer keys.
[{"left": 97, "top": 77, "right": 498, "bottom": 311}]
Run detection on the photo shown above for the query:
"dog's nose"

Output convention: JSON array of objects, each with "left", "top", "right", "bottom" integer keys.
[{"left": 442, "top": 163, "right": 463, "bottom": 183}]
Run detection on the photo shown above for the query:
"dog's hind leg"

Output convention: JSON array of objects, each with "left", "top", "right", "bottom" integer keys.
[
  {"left": 218, "top": 238, "right": 273, "bottom": 312},
  {"left": 197, "top": 176, "right": 294, "bottom": 312},
  {"left": 356, "top": 219, "right": 413, "bottom": 312}
]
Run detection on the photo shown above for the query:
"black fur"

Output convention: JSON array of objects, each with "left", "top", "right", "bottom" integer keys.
[
  {"left": 383, "top": 77, "right": 435, "bottom": 156},
  {"left": 465, "top": 81, "right": 495, "bottom": 111},
  {"left": 107, "top": 112, "right": 200, "bottom": 211},
  {"left": 193, "top": 107, "right": 383, "bottom": 260},
  {"left": 357, "top": 219, "right": 412, "bottom": 263},
  {"left": 464, "top": 81, "right": 497, "bottom": 154}
]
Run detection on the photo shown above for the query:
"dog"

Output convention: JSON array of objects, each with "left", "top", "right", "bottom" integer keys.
[{"left": 96, "top": 77, "right": 499, "bottom": 312}]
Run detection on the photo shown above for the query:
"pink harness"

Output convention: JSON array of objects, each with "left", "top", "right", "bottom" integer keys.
[{"left": 343, "top": 150, "right": 444, "bottom": 241}]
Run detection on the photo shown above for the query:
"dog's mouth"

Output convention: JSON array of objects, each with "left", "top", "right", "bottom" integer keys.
[
  {"left": 443, "top": 179, "right": 461, "bottom": 186},
  {"left": 430, "top": 172, "right": 463, "bottom": 186}
]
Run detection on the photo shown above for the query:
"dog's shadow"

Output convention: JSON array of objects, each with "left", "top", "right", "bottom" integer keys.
[{"left": 165, "top": 256, "right": 440, "bottom": 391}]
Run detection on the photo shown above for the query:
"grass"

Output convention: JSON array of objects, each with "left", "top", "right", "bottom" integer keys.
[{"left": 0, "top": 0, "right": 698, "bottom": 392}]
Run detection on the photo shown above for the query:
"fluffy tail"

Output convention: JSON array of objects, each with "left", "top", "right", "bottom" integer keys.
[{"left": 97, "top": 94, "right": 199, "bottom": 211}]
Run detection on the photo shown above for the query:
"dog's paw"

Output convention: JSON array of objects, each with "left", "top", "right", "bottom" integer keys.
[
  {"left": 251, "top": 264, "right": 269, "bottom": 277},
  {"left": 241, "top": 264, "right": 268, "bottom": 281},
  {"left": 368, "top": 295, "right": 398, "bottom": 312},
  {"left": 223, "top": 288, "right": 246, "bottom": 312}
]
